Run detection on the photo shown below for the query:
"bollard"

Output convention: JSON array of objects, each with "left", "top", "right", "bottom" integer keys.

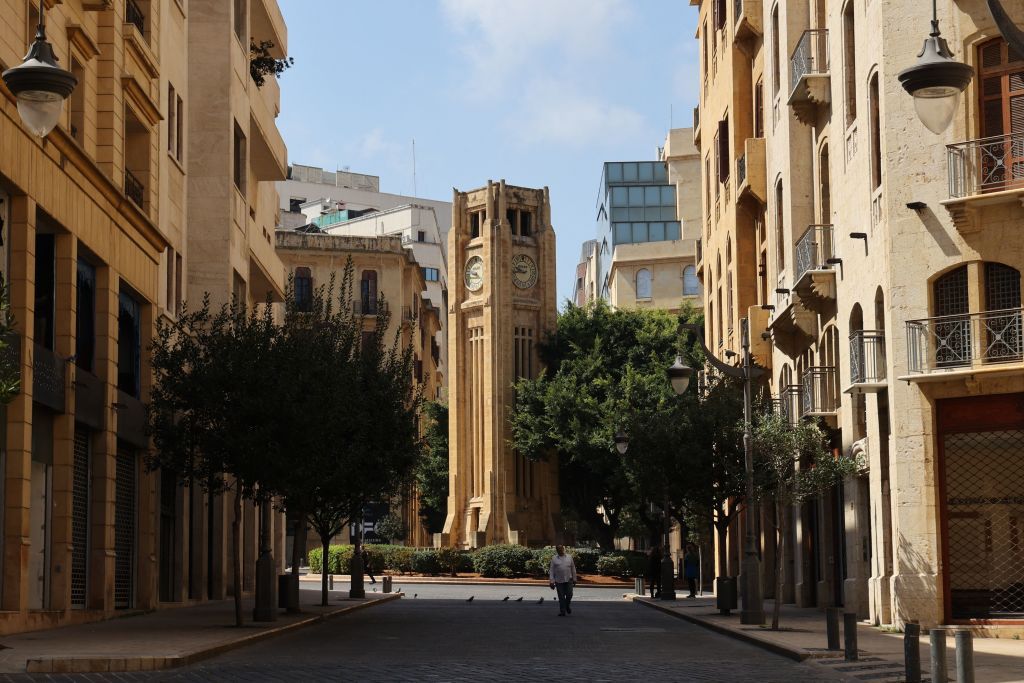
[
  {"left": 904, "top": 623, "right": 921, "bottom": 683},
  {"left": 328, "top": 573, "right": 334, "bottom": 590},
  {"left": 843, "top": 612, "right": 859, "bottom": 661},
  {"left": 826, "top": 608, "right": 841, "bottom": 650},
  {"left": 955, "top": 630, "right": 974, "bottom": 683},
  {"left": 931, "top": 629, "right": 948, "bottom": 683},
  {"left": 635, "top": 577, "right": 644, "bottom": 596}
]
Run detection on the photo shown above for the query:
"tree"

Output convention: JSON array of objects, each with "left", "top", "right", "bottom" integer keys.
[
  {"left": 147, "top": 296, "right": 278, "bottom": 627},
  {"left": 415, "top": 401, "right": 449, "bottom": 534},
  {"left": 374, "top": 512, "right": 408, "bottom": 545},
  {"left": 751, "top": 412, "right": 860, "bottom": 629},
  {"left": 249, "top": 40, "right": 294, "bottom": 87}
]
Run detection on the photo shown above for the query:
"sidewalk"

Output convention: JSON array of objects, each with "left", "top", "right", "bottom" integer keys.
[
  {"left": 630, "top": 595, "right": 1024, "bottom": 683},
  {"left": 0, "top": 588, "right": 400, "bottom": 674}
]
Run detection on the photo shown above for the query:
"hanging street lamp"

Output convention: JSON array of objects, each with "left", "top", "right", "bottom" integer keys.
[
  {"left": 898, "top": 0, "right": 974, "bottom": 135},
  {"left": 1, "top": 1, "right": 78, "bottom": 138}
]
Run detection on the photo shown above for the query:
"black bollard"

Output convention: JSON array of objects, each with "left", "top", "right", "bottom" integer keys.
[
  {"left": 955, "top": 630, "right": 974, "bottom": 683},
  {"left": 843, "top": 612, "right": 859, "bottom": 661},
  {"left": 826, "top": 607, "right": 841, "bottom": 650},
  {"left": 904, "top": 622, "right": 921, "bottom": 683},
  {"left": 931, "top": 629, "right": 948, "bottom": 683}
]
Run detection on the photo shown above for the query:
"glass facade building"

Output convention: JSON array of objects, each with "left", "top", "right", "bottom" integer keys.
[{"left": 596, "top": 161, "right": 681, "bottom": 297}]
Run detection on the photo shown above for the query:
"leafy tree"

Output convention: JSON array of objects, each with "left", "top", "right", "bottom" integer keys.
[
  {"left": 751, "top": 412, "right": 860, "bottom": 629},
  {"left": 415, "top": 401, "right": 449, "bottom": 534},
  {"left": 249, "top": 40, "right": 294, "bottom": 87},
  {"left": 374, "top": 511, "right": 408, "bottom": 545}
]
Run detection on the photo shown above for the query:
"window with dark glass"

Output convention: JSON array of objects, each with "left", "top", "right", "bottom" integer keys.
[
  {"left": 34, "top": 233, "right": 55, "bottom": 350},
  {"left": 520, "top": 211, "right": 532, "bottom": 237},
  {"left": 76, "top": 259, "right": 96, "bottom": 372},
  {"left": 233, "top": 121, "right": 246, "bottom": 194},
  {"left": 470, "top": 211, "right": 480, "bottom": 238},
  {"left": 417, "top": 230, "right": 425, "bottom": 242},
  {"left": 118, "top": 291, "right": 141, "bottom": 397},
  {"left": 294, "top": 267, "right": 312, "bottom": 312},
  {"left": 360, "top": 270, "right": 378, "bottom": 314}
]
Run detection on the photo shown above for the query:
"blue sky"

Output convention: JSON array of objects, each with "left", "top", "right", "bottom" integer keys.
[{"left": 276, "top": 0, "right": 700, "bottom": 304}]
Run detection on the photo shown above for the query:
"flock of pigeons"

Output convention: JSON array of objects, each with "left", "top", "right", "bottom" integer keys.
[{"left": 367, "top": 587, "right": 545, "bottom": 603}]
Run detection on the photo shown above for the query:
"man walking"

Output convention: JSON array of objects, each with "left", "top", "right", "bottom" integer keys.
[
  {"left": 548, "top": 545, "right": 577, "bottom": 616},
  {"left": 646, "top": 545, "right": 662, "bottom": 598}
]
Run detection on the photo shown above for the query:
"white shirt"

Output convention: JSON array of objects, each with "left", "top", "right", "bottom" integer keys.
[{"left": 549, "top": 553, "right": 577, "bottom": 584}]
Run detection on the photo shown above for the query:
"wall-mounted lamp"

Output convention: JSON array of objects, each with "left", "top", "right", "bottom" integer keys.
[
  {"left": 907, "top": 201, "right": 928, "bottom": 211},
  {"left": 724, "top": 350, "right": 738, "bottom": 359},
  {"left": 850, "top": 232, "right": 868, "bottom": 240},
  {"left": 760, "top": 304, "right": 776, "bottom": 312},
  {"left": 774, "top": 288, "right": 790, "bottom": 295},
  {"left": 826, "top": 258, "right": 843, "bottom": 265}
]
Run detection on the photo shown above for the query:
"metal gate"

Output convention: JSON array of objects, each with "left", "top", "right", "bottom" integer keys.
[
  {"left": 114, "top": 448, "right": 136, "bottom": 609},
  {"left": 71, "top": 429, "right": 90, "bottom": 608},
  {"left": 944, "top": 429, "right": 1024, "bottom": 619}
]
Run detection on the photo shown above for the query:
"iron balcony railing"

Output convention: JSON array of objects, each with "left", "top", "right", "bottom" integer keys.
[
  {"left": 801, "top": 366, "right": 838, "bottom": 416},
  {"left": 353, "top": 298, "right": 379, "bottom": 316},
  {"left": 849, "top": 330, "right": 887, "bottom": 384},
  {"left": 906, "top": 307, "right": 1023, "bottom": 373},
  {"left": 696, "top": 238, "right": 703, "bottom": 264},
  {"left": 947, "top": 132, "right": 1024, "bottom": 199},
  {"left": 781, "top": 384, "right": 802, "bottom": 425},
  {"left": 790, "top": 29, "right": 829, "bottom": 98},
  {"left": 124, "top": 169, "right": 144, "bottom": 208},
  {"left": 736, "top": 151, "right": 748, "bottom": 190},
  {"left": 794, "top": 224, "right": 834, "bottom": 283},
  {"left": 126, "top": 0, "right": 145, "bottom": 35}
]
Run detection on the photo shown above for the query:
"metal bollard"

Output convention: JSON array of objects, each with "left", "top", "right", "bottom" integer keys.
[
  {"left": 328, "top": 573, "right": 334, "bottom": 590},
  {"left": 826, "top": 607, "right": 841, "bottom": 650},
  {"left": 635, "top": 577, "right": 644, "bottom": 596},
  {"left": 931, "top": 629, "right": 948, "bottom": 683},
  {"left": 955, "top": 630, "right": 974, "bottom": 683},
  {"left": 904, "top": 623, "right": 921, "bottom": 683},
  {"left": 843, "top": 612, "right": 859, "bottom": 661}
]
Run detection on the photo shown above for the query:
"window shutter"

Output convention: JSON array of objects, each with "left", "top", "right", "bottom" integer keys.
[{"left": 717, "top": 119, "right": 730, "bottom": 183}]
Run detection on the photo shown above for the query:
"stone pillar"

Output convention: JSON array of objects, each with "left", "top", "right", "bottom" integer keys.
[
  {"left": 864, "top": 395, "right": 893, "bottom": 625},
  {"left": 2, "top": 196, "right": 35, "bottom": 613}
]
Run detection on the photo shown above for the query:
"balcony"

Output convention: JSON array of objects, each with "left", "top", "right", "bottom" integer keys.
[
  {"left": 734, "top": 0, "right": 762, "bottom": 44},
  {"left": 846, "top": 330, "right": 887, "bottom": 393},
  {"left": 767, "top": 295, "right": 816, "bottom": 355},
  {"left": 695, "top": 238, "right": 704, "bottom": 277},
  {"left": 788, "top": 29, "right": 830, "bottom": 126},
  {"left": 354, "top": 299, "right": 379, "bottom": 316},
  {"left": 781, "top": 384, "right": 802, "bottom": 426},
  {"left": 125, "top": 0, "right": 145, "bottom": 36},
  {"left": 124, "top": 169, "right": 145, "bottom": 209},
  {"left": 904, "top": 307, "right": 1024, "bottom": 381},
  {"left": 792, "top": 224, "right": 836, "bottom": 308},
  {"left": 943, "top": 133, "right": 1024, "bottom": 233},
  {"left": 115, "top": 390, "right": 147, "bottom": 448},
  {"left": 801, "top": 366, "right": 839, "bottom": 418},
  {"left": 736, "top": 137, "right": 766, "bottom": 206},
  {"left": 250, "top": 74, "right": 288, "bottom": 181}
]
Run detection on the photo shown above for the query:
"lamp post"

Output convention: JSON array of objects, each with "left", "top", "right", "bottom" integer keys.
[
  {"left": 1, "top": 0, "right": 78, "bottom": 138},
  {"left": 671, "top": 318, "right": 766, "bottom": 625},
  {"left": 897, "top": 0, "right": 973, "bottom": 134},
  {"left": 612, "top": 432, "right": 675, "bottom": 601}
]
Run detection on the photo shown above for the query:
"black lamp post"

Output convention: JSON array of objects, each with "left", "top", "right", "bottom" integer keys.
[
  {"left": 1, "top": 0, "right": 78, "bottom": 138},
  {"left": 898, "top": 0, "right": 974, "bottom": 134},
  {"left": 672, "top": 319, "right": 766, "bottom": 625}
]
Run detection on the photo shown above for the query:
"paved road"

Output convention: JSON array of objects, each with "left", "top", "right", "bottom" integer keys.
[{"left": 6, "top": 586, "right": 850, "bottom": 682}]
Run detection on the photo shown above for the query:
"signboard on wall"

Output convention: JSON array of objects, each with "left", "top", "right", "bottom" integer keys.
[{"left": 350, "top": 501, "right": 390, "bottom": 544}]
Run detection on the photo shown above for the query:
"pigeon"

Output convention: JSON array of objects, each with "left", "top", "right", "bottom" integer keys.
[
  {"left": 502, "top": 596, "right": 509, "bottom": 602},
  {"left": 537, "top": 597, "right": 544, "bottom": 604},
  {"left": 373, "top": 587, "right": 377, "bottom": 592},
  {"left": 414, "top": 593, "right": 418, "bottom": 599},
  {"left": 466, "top": 596, "right": 475, "bottom": 602},
  {"left": 515, "top": 597, "right": 523, "bottom": 602}
]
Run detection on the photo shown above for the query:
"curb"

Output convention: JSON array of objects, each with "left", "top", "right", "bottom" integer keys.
[
  {"left": 628, "top": 595, "right": 834, "bottom": 663},
  {"left": 25, "top": 593, "right": 403, "bottom": 674}
]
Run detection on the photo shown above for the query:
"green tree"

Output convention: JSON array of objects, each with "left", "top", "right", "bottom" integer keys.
[
  {"left": 249, "top": 40, "right": 294, "bottom": 87},
  {"left": 416, "top": 400, "right": 449, "bottom": 534},
  {"left": 374, "top": 511, "right": 408, "bottom": 545},
  {"left": 751, "top": 412, "right": 860, "bottom": 629}
]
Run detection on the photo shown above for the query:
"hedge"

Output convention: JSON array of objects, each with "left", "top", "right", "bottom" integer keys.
[
  {"left": 596, "top": 554, "right": 629, "bottom": 576},
  {"left": 472, "top": 544, "right": 534, "bottom": 577}
]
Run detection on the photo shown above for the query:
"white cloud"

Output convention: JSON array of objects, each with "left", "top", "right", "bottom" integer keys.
[{"left": 508, "top": 78, "right": 646, "bottom": 148}]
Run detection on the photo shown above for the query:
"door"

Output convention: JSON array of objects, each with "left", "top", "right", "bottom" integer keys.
[
  {"left": 114, "top": 448, "right": 136, "bottom": 609},
  {"left": 70, "top": 428, "right": 90, "bottom": 608},
  {"left": 28, "top": 460, "right": 49, "bottom": 610},
  {"left": 158, "top": 469, "right": 177, "bottom": 602},
  {"left": 977, "top": 39, "right": 1024, "bottom": 193}
]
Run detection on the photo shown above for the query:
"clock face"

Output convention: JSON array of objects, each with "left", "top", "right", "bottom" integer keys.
[
  {"left": 511, "top": 253, "right": 538, "bottom": 289},
  {"left": 464, "top": 255, "right": 484, "bottom": 292}
]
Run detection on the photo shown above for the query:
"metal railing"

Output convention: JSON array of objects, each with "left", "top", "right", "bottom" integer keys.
[
  {"left": 126, "top": 0, "right": 145, "bottom": 35},
  {"left": 736, "top": 152, "right": 748, "bottom": 189},
  {"left": 801, "top": 366, "right": 838, "bottom": 415},
  {"left": 947, "top": 132, "right": 1024, "bottom": 199},
  {"left": 790, "top": 29, "right": 829, "bottom": 97},
  {"left": 696, "top": 238, "right": 703, "bottom": 264},
  {"left": 353, "top": 298, "right": 379, "bottom": 316},
  {"left": 124, "top": 169, "right": 144, "bottom": 208},
  {"left": 781, "top": 384, "right": 802, "bottom": 425},
  {"left": 794, "top": 224, "right": 834, "bottom": 283},
  {"left": 906, "top": 307, "right": 1023, "bottom": 373},
  {"left": 849, "top": 330, "right": 886, "bottom": 384}
]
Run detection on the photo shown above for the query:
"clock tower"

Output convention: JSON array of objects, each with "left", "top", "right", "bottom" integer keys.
[{"left": 441, "top": 181, "right": 560, "bottom": 548}]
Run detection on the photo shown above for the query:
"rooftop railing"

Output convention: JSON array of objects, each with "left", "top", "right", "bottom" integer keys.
[
  {"left": 947, "top": 132, "right": 1024, "bottom": 199},
  {"left": 906, "top": 307, "right": 1023, "bottom": 373}
]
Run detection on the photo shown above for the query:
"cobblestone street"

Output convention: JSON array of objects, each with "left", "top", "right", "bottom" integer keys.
[{"left": 5, "top": 588, "right": 847, "bottom": 682}]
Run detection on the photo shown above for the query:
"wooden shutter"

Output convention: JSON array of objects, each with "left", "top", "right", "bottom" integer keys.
[{"left": 717, "top": 119, "right": 730, "bottom": 183}]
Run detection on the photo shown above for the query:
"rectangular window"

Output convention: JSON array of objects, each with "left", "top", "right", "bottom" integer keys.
[
  {"left": 174, "top": 252, "right": 183, "bottom": 315},
  {"left": 470, "top": 211, "right": 481, "bottom": 238},
  {"left": 76, "top": 260, "right": 96, "bottom": 372},
  {"left": 117, "top": 291, "right": 141, "bottom": 398},
  {"left": 70, "top": 59, "right": 85, "bottom": 143},
  {"left": 717, "top": 117, "right": 730, "bottom": 183},
  {"left": 870, "top": 74, "right": 882, "bottom": 190},
  {"left": 167, "top": 84, "right": 176, "bottom": 154},
  {"left": 772, "top": 5, "right": 781, "bottom": 96},
  {"left": 34, "top": 233, "right": 55, "bottom": 350},
  {"left": 165, "top": 247, "right": 174, "bottom": 312},
  {"left": 175, "top": 93, "right": 184, "bottom": 162},
  {"left": 606, "top": 162, "right": 623, "bottom": 182},
  {"left": 233, "top": 0, "right": 246, "bottom": 44},
  {"left": 755, "top": 80, "right": 765, "bottom": 137},
  {"left": 614, "top": 223, "right": 631, "bottom": 244},
  {"left": 520, "top": 211, "right": 532, "bottom": 237},
  {"left": 233, "top": 121, "right": 246, "bottom": 194},
  {"left": 622, "top": 163, "right": 638, "bottom": 182},
  {"left": 417, "top": 230, "right": 425, "bottom": 242},
  {"left": 423, "top": 267, "right": 440, "bottom": 282},
  {"left": 843, "top": 1, "right": 857, "bottom": 127}
]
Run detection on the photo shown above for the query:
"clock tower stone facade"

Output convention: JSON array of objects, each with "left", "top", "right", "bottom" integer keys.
[{"left": 441, "top": 181, "right": 561, "bottom": 548}]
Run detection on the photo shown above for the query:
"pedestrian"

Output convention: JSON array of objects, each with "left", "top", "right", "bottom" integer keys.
[
  {"left": 548, "top": 545, "right": 577, "bottom": 616},
  {"left": 684, "top": 543, "right": 700, "bottom": 598},
  {"left": 361, "top": 547, "right": 377, "bottom": 584},
  {"left": 646, "top": 545, "right": 662, "bottom": 598}
]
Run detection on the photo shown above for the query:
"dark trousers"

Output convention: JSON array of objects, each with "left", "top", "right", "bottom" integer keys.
[
  {"left": 648, "top": 573, "right": 661, "bottom": 598},
  {"left": 686, "top": 577, "right": 697, "bottom": 596},
  {"left": 555, "top": 582, "right": 573, "bottom": 614}
]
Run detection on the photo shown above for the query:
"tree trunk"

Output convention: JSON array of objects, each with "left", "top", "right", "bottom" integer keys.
[
  {"left": 350, "top": 513, "right": 365, "bottom": 598},
  {"left": 320, "top": 534, "right": 330, "bottom": 607},
  {"left": 772, "top": 498, "right": 785, "bottom": 630},
  {"left": 231, "top": 481, "right": 243, "bottom": 627}
]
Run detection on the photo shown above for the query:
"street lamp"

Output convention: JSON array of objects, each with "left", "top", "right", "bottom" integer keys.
[
  {"left": 673, "top": 319, "right": 766, "bottom": 625},
  {"left": 1, "top": 1, "right": 78, "bottom": 138},
  {"left": 897, "top": 0, "right": 973, "bottom": 134},
  {"left": 612, "top": 432, "right": 675, "bottom": 601}
]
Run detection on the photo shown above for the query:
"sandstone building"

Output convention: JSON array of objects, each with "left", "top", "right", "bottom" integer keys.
[{"left": 442, "top": 182, "right": 560, "bottom": 548}]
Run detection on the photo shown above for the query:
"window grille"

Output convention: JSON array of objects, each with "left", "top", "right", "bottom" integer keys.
[
  {"left": 71, "top": 429, "right": 90, "bottom": 608},
  {"left": 114, "top": 448, "right": 136, "bottom": 609}
]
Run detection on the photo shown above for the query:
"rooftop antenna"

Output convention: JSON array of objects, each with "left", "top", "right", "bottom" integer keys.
[{"left": 412, "top": 138, "right": 418, "bottom": 198}]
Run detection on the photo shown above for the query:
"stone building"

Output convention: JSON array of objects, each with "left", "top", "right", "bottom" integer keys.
[
  {"left": 442, "top": 182, "right": 560, "bottom": 548},
  {"left": 274, "top": 231, "right": 443, "bottom": 548},
  {"left": 695, "top": 0, "right": 1024, "bottom": 628},
  {"left": 0, "top": 0, "right": 289, "bottom": 634}
]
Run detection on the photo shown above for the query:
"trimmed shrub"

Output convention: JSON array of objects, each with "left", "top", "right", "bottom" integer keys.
[
  {"left": 379, "top": 545, "right": 415, "bottom": 574},
  {"left": 455, "top": 551, "right": 475, "bottom": 574},
  {"left": 611, "top": 551, "right": 647, "bottom": 578},
  {"left": 472, "top": 544, "right": 533, "bottom": 577},
  {"left": 596, "top": 554, "right": 629, "bottom": 576},
  {"left": 435, "top": 546, "right": 462, "bottom": 576},
  {"left": 570, "top": 547, "right": 601, "bottom": 574},
  {"left": 411, "top": 549, "right": 441, "bottom": 574},
  {"left": 308, "top": 547, "right": 324, "bottom": 573}
]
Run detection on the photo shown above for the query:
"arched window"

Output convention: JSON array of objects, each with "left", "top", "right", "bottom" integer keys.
[
  {"left": 361, "top": 270, "right": 378, "bottom": 314},
  {"left": 294, "top": 266, "right": 312, "bottom": 312},
  {"left": 683, "top": 265, "right": 701, "bottom": 296},
  {"left": 774, "top": 179, "right": 785, "bottom": 274},
  {"left": 978, "top": 38, "right": 1024, "bottom": 194},
  {"left": 842, "top": 0, "right": 857, "bottom": 127},
  {"left": 869, "top": 72, "right": 882, "bottom": 190},
  {"left": 985, "top": 263, "right": 1022, "bottom": 362},
  {"left": 819, "top": 144, "right": 831, "bottom": 223},
  {"left": 933, "top": 266, "right": 969, "bottom": 367},
  {"left": 636, "top": 268, "right": 652, "bottom": 299},
  {"left": 985, "top": 262, "right": 1022, "bottom": 310}
]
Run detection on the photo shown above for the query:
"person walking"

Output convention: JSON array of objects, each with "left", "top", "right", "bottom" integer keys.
[
  {"left": 548, "top": 545, "right": 577, "bottom": 616},
  {"left": 361, "top": 547, "right": 377, "bottom": 584},
  {"left": 683, "top": 543, "right": 700, "bottom": 598},
  {"left": 646, "top": 545, "right": 662, "bottom": 598}
]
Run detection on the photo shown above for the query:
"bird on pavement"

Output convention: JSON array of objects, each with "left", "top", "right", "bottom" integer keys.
[
  {"left": 515, "top": 597, "right": 523, "bottom": 602},
  {"left": 372, "top": 587, "right": 377, "bottom": 592},
  {"left": 502, "top": 596, "right": 509, "bottom": 601},
  {"left": 466, "top": 595, "right": 474, "bottom": 602},
  {"left": 537, "top": 597, "right": 544, "bottom": 604},
  {"left": 414, "top": 593, "right": 417, "bottom": 599}
]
